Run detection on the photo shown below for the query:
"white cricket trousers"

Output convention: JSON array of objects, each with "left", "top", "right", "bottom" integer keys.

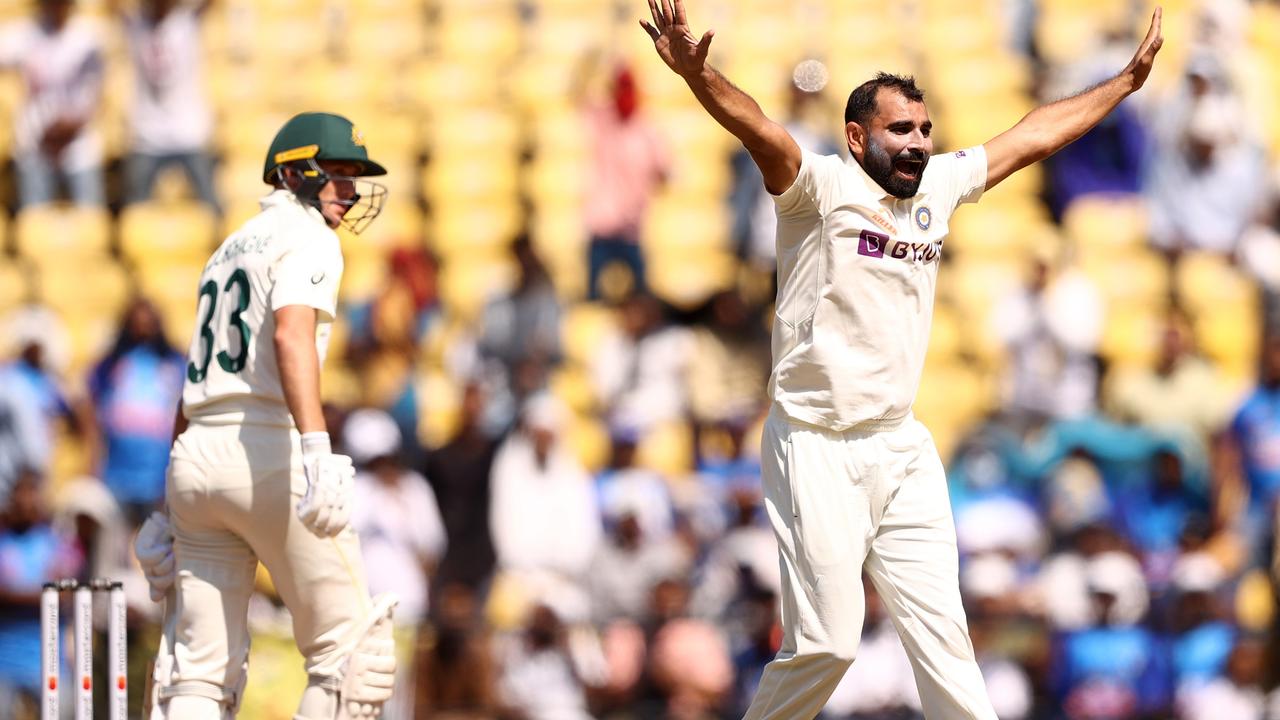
[
  {"left": 162, "top": 422, "right": 370, "bottom": 706},
  {"left": 743, "top": 407, "right": 996, "bottom": 720}
]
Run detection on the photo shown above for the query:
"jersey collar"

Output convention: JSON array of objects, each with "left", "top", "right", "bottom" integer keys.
[{"left": 260, "top": 188, "right": 329, "bottom": 227}]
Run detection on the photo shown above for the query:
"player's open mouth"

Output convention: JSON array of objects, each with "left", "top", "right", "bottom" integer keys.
[{"left": 893, "top": 158, "right": 924, "bottom": 180}]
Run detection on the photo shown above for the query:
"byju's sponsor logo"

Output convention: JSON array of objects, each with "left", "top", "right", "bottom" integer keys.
[
  {"left": 858, "top": 229, "right": 888, "bottom": 258},
  {"left": 857, "top": 229, "right": 941, "bottom": 264}
]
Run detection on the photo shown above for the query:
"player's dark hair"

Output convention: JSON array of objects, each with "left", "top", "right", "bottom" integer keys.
[{"left": 844, "top": 73, "right": 926, "bottom": 127}]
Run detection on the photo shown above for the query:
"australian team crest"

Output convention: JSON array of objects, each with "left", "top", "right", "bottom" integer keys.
[{"left": 915, "top": 206, "right": 932, "bottom": 231}]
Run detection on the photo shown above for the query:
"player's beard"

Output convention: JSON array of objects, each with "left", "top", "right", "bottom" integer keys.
[{"left": 861, "top": 135, "right": 928, "bottom": 199}]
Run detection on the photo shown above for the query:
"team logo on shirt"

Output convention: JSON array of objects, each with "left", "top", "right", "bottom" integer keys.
[
  {"left": 915, "top": 206, "right": 932, "bottom": 231},
  {"left": 311, "top": 272, "right": 326, "bottom": 285}
]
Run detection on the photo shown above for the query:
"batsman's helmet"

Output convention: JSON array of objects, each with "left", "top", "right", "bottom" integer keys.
[{"left": 263, "top": 112, "right": 388, "bottom": 233}]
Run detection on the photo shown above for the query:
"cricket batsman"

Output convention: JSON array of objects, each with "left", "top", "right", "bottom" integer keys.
[
  {"left": 640, "top": 0, "right": 1163, "bottom": 717},
  {"left": 133, "top": 112, "right": 399, "bottom": 719}
]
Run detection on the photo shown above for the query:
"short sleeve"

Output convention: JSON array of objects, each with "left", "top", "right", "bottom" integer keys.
[
  {"left": 771, "top": 150, "right": 834, "bottom": 219},
  {"left": 271, "top": 244, "right": 343, "bottom": 320},
  {"left": 929, "top": 145, "right": 988, "bottom": 214}
]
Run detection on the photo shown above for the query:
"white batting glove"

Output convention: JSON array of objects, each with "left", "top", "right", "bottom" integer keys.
[
  {"left": 297, "top": 432, "right": 355, "bottom": 538},
  {"left": 338, "top": 594, "right": 399, "bottom": 720},
  {"left": 134, "top": 511, "right": 175, "bottom": 603}
]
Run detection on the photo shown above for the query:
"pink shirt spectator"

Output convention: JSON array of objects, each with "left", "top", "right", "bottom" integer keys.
[{"left": 583, "top": 103, "right": 670, "bottom": 242}]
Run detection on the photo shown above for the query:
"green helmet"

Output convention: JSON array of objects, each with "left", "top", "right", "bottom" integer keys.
[
  {"left": 262, "top": 112, "right": 389, "bottom": 234},
  {"left": 262, "top": 112, "right": 387, "bottom": 183}
]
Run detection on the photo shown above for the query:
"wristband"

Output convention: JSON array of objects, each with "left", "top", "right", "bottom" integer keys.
[{"left": 301, "top": 431, "right": 332, "bottom": 460}]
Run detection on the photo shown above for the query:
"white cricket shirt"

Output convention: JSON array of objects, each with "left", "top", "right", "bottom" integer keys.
[
  {"left": 123, "top": 7, "right": 212, "bottom": 153},
  {"left": 182, "top": 190, "right": 344, "bottom": 427},
  {"left": 769, "top": 146, "right": 987, "bottom": 431}
]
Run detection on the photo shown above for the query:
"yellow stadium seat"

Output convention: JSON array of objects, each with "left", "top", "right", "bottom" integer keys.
[
  {"left": 425, "top": 109, "right": 521, "bottom": 156},
  {"left": 0, "top": 258, "right": 31, "bottom": 312},
  {"left": 549, "top": 364, "right": 598, "bottom": 415},
  {"left": 422, "top": 154, "right": 520, "bottom": 204},
  {"left": 338, "top": 201, "right": 425, "bottom": 257},
  {"left": 647, "top": 247, "right": 737, "bottom": 310},
  {"left": 1174, "top": 251, "right": 1254, "bottom": 313},
  {"left": 1080, "top": 247, "right": 1169, "bottom": 309},
  {"left": 437, "top": 252, "right": 516, "bottom": 323},
  {"left": 560, "top": 302, "right": 618, "bottom": 366},
  {"left": 344, "top": 12, "right": 428, "bottom": 65},
  {"left": 565, "top": 411, "right": 610, "bottom": 474},
  {"left": 1099, "top": 304, "right": 1162, "bottom": 368},
  {"left": 1196, "top": 302, "right": 1259, "bottom": 383},
  {"left": 1062, "top": 195, "right": 1150, "bottom": 252},
  {"left": 340, "top": 253, "right": 388, "bottom": 306},
  {"left": 637, "top": 420, "right": 694, "bottom": 478},
  {"left": 401, "top": 58, "right": 503, "bottom": 110},
  {"left": 120, "top": 201, "right": 218, "bottom": 266},
  {"left": 429, "top": 201, "right": 522, "bottom": 257},
  {"left": 915, "top": 359, "right": 993, "bottom": 460},
  {"left": 435, "top": 6, "right": 520, "bottom": 64},
  {"left": 15, "top": 204, "right": 111, "bottom": 263},
  {"left": 642, "top": 196, "right": 730, "bottom": 254}
]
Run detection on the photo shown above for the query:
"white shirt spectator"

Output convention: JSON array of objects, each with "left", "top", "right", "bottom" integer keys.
[
  {"left": 123, "top": 4, "right": 212, "bottom": 153},
  {"left": 0, "top": 14, "right": 104, "bottom": 171},
  {"left": 490, "top": 433, "right": 602, "bottom": 579},
  {"left": 352, "top": 469, "right": 446, "bottom": 625}
]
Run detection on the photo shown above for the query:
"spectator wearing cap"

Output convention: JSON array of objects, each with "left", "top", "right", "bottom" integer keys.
[
  {"left": 1166, "top": 552, "right": 1234, "bottom": 694},
  {"left": 489, "top": 393, "right": 601, "bottom": 611},
  {"left": 347, "top": 407, "right": 446, "bottom": 627},
  {"left": 1176, "top": 635, "right": 1279, "bottom": 720},
  {"left": 581, "top": 63, "right": 670, "bottom": 301},
  {"left": 1147, "top": 52, "right": 1268, "bottom": 256},
  {"left": 1051, "top": 551, "right": 1173, "bottom": 719}
]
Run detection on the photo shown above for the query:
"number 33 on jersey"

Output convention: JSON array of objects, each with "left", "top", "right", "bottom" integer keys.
[{"left": 181, "top": 190, "right": 345, "bottom": 428}]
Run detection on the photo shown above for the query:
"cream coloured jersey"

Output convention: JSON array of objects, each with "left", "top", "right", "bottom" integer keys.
[
  {"left": 181, "top": 190, "right": 344, "bottom": 427},
  {"left": 770, "top": 146, "right": 987, "bottom": 431}
]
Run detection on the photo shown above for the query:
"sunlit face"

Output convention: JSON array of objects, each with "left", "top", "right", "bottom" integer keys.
[
  {"left": 847, "top": 88, "right": 934, "bottom": 199},
  {"left": 315, "top": 160, "right": 362, "bottom": 229}
]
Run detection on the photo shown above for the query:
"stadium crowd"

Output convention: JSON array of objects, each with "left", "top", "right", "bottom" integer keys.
[{"left": 1, "top": 0, "right": 1280, "bottom": 718}]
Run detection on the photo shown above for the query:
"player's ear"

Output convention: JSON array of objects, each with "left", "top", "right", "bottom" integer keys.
[{"left": 846, "top": 122, "right": 866, "bottom": 160}]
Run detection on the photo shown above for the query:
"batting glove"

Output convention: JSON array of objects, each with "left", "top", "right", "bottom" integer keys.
[
  {"left": 338, "top": 594, "right": 399, "bottom": 720},
  {"left": 134, "top": 511, "right": 175, "bottom": 602},
  {"left": 298, "top": 432, "right": 355, "bottom": 538}
]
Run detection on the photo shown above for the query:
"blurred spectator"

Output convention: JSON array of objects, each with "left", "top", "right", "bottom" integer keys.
[
  {"left": 0, "top": 473, "right": 81, "bottom": 713},
  {"left": 0, "top": 0, "right": 105, "bottom": 208},
  {"left": 1, "top": 305, "right": 91, "bottom": 481},
  {"left": 634, "top": 577, "right": 732, "bottom": 720},
  {"left": 496, "top": 603, "right": 595, "bottom": 720},
  {"left": 347, "top": 408, "right": 446, "bottom": 627},
  {"left": 425, "top": 380, "right": 500, "bottom": 595},
  {"left": 1050, "top": 552, "right": 1171, "bottom": 719},
  {"left": 489, "top": 393, "right": 601, "bottom": 612},
  {"left": 592, "top": 293, "right": 693, "bottom": 434},
  {"left": 414, "top": 583, "right": 498, "bottom": 718},
  {"left": 1216, "top": 332, "right": 1280, "bottom": 557},
  {"left": 1105, "top": 311, "right": 1237, "bottom": 465},
  {"left": 729, "top": 60, "right": 840, "bottom": 269},
  {"left": 962, "top": 555, "right": 1036, "bottom": 720},
  {"left": 588, "top": 470, "right": 689, "bottom": 623},
  {"left": 1236, "top": 179, "right": 1280, "bottom": 329},
  {"left": 1147, "top": 53, "right": 1268, "bottom": 256},
  {"left": 346, "top": 246, "right": 440, "bottom": 456},
  {"left": 1112, "top": 449, "right": 1210, "bottom": 583},
  {"left": 582, "top": 63, "right": 670, "bottom": 301},
  {"left": 1176, "top": 635, "right": 1279, "bottom": 720},
  {"left": 0, "top": 368, "right": 45, "bottom": 503},
  {"left": 118, "top": 0, "right": 219, "bottom": 211},
  {"left": 479, "top": 232, "right": 563, "bottom": 426},
  {"left": 1042, "top": 27, "right": 1149, "bottom": 218},
  {"left": 993, "top": 252, "right": 1104, "bottom": 423},
  {"left": 726, "top": 590, "right": 777, "bottom": 718},
  {"left": 87, "top": 297, "right": 184, "bottom": 524},
  {"left": 52, "top": 475, "right": 130, "bottom": 586},
  {"left": 689, "top": 481, "right": 779, "bottom": 625},
  {"left": 1165, "top": 553, "right": 1233, "bottom": 692},
  {"left": 686, "top": 290, "right": 770, "bottom": 435}
]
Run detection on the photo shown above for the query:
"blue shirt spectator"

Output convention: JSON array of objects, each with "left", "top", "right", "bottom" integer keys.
[
  {"left": 0, "top": 475, "right": 81, "bottom": 701},
  {"left": 87, "top": 299, "right": 184, "bottom": 521}
]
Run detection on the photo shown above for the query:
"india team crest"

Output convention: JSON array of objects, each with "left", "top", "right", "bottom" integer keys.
[{"left": 915, "top": 206, "right": 932, "bottom": 231}]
